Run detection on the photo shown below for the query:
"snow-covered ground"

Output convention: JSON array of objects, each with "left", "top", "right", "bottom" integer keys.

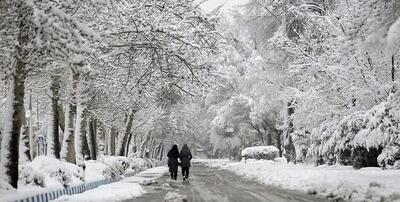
[
  {"left": 196, "top": 159, "right": 400, "bottom": 201},
  {"left": 0, "top": 156, "right": 161, "bottom": 202},
  {"left": 52, "top": 166, "right": 168, "bottom": 202}
]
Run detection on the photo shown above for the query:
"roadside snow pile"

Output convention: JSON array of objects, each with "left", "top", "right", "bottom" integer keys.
[
  {"left": 20, "top": 156, "right": 84, "bottom": 189},
  {"left": 53, "top": 166, "right": 168, "bottom": 202},
  {"left": 0, "top": 178, "right": 14, "bottom": 194},
  {"left": 0, "top": 156, "right": 162, "bottom": 202},
  {"left": 164, "top": 191, "right": 187, "bottom": 202},
  {"left": 85, "top": 156, "right": 160, "bottom": 182},
  {"left": 241, "top": 146, "right": 279, "bottom": 160},
  {"left": 199, "top": 159, "right": 400, "bottom": 201},
  {"left": 53, "top": 182, "right": 146, "bottom": 202}
]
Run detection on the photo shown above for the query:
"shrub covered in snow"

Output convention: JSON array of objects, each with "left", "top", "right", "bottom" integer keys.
[
  {"left": 86, "top": 156, "right": 161, "bottom": 181},
  {"left": 19, "top": 165, "right": 45, "bottom": 187},
  {"left": 377, "top": 146, "right": 400, "bottom": 169},
  {"left": 310, "top": 97, "right": 400, "bottom": 168},
  {"left": 102, "top": 156, "right": 131, "bottom": 178},
  {"left": 22, "top": 156, "right": 84, "bottom": 188},
  {"left": 241, "top": 146, "right": 279, "bottom": 160}
]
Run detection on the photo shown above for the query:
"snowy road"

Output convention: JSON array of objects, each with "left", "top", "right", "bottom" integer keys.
[{"left": 126, "top": 162, "right": 328, "bottom": 202}]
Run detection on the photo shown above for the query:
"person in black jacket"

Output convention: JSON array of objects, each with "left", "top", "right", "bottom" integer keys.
[
  {"left": 167, "top": 144, "right": 180, "bottom": 180},
  {"left": 179, "top": 144, "right": 192, "bottom": 181}
]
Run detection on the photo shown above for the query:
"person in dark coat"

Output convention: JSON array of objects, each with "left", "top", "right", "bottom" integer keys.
[
  {"left": 179, "top": 144, "right": 192, "bottom": 181},
  {"left": 167, "top": 144, "right": 180, "bottom": 180}
]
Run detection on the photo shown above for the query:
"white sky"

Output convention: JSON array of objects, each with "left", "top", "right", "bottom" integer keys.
[{"left": 199, "top": 0, "right": 248, "bottom": 13}]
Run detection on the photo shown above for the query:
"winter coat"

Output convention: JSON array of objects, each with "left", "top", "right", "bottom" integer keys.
[
  {"left": 167, "top": 145, "right": 180, "bottom": 171},
  {"left": 179, "top": 144, "right": 192, "bottom": 167}
]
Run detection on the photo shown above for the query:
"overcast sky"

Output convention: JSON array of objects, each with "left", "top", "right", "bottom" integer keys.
[{"left": 199, "top": 0, "right": 248, "bottom": 13}]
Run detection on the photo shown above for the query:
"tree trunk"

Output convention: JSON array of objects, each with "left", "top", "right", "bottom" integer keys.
[
  {"left": 58, "top": 104, "right": 65, "bottom": 133},
  {"left": 158, "top": 144, "right": 164, "bottom": 160},
  {"left": 140, "top": 133, "right": 152, "bottom": 158},
  {"left": 0, "top": 60, "right": 26, "bottom": 188},
  {"left": 153, "top": 143, "right": 161, "bottom": 159},
  {"left": 60, "top": 103, "right": 75, "bottom": 163},
  {"left": 28, "top": 91, "right": 35, "bottom": 160},
  {"left": 284, "top": 101, "right": 296, "bottom": 162},
  {"left": 74, "top": 102, "right": 88, "bottom": 167},
  {"left": 110, "top": 127, "right": 116, "bottom": 156},
  {"left": 47, "top": 75, "right": 61, "bottom": 159},
  {"left": 116, "top": 110, "right": 136, "bottom": 156},
  {"left": 87, "top": 116, "right": 97, "bottom": 160},
  {"left": 392, "top": 54, "right": 396, "bottom": 93},
  {"left": 20, "top": 125, "right": 31, "bottom": 162},
  {"left": 125, "top": 133, "right": 133, "bottom": 157}
]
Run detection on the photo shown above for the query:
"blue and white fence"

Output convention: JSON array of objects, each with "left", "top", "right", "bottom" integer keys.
[{"left": 14, "top": 172, "right": 137, "bottom": 202}]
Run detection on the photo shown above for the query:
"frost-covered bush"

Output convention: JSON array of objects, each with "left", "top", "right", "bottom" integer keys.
[
  {"left": 97, "top": 156, "right": 159, "bottom": 180},
  {"left": 310, "top": 98, "right": 400, "bottom": 168},
  {"left": 241, "top": 146, "right": 279, "bottom": 160},
  {"left": 377, "top": 146, "right": 400, "bottom": 169},
  {"left": 19, "top": 165, "right": 45, "bottom": 187},
  {"left": 25, "top": 156, "right": 84, "bottom": 188},
  {"left": 102, "top": 156, "right": 131, "bottom": 179}
]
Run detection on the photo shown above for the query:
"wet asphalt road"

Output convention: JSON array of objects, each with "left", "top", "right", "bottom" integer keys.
[{"left": 125, "top": 163, "right": 329, "bottom": 202}]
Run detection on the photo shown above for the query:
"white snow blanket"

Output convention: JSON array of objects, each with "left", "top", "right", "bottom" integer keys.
[
  {"left": 0, "top": 156, "right": 161, "bottom": 202},
  {"left": 241, "top": 146, "right": 279, "bottom": 160},
  {"left": 198, "top": 159, "right": 400, "bottom": 201},
  {"left": 52, "top": 166, "right": 168, "bottom": 202},
  {"left": 164, "top": 191, "right": 188, "bottom": 202}
]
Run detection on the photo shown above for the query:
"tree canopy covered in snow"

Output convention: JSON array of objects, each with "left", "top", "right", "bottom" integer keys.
[{"left": 1, "top": 0, "right": 400, "bottom": 191}]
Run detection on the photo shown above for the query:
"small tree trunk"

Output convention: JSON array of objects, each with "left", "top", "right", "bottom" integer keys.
[
  {"left": 47, "top": 75, "right": 61, "bottom": 159},
  {"left": 140, "top": 133, "right": 152, "bottom": 158},
  {"left": 392, "top": 54, "right": 396, "bottom": 93},
  {"left": 28, "top": 91, "right": 35, "bottom": 160},
  {"left": 20, "top": 125, "right": 31, "bottom": 162},
  {"left": 284, "top": 101, "right": 296, "bottom": 162},
  {"left": 60, "top": 104, "right": 75, "bottom": 163},
  {"left": 110, "top": 127, "right": 116, "bottom": 156},
  {"left": 116, "top": 110, "right": 136, "bottom": 156},
  {"left": 87, "top": 116, "right": 97, "bottom": 160},
  {"left": 74, "top": 102, "right": 89, "bottom": 166},
  {"left": 125, "top": 133, "right": 134, "bottom": 157},
  {"left": 158, "top": 144, "right": 164, "bottom": 160},
  {"left": 58, "top": 104, "right": 65, "bottom": 133}
]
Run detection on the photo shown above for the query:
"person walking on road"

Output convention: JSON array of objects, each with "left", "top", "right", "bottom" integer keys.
[
  {"left": 167, "top": 144, "right": 180, "bottom": 180},
  {"left": 179, "top": 144, "right": 193, "bottom": 181}
]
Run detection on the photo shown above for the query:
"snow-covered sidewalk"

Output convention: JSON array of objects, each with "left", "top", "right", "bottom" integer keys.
[
  {"left": 53, "top": 166, "right": 168, "bottom": 202},
  {"left": 0, "top": 156, "right": 162, "bottom": 202},
  {"left": 196, "top": 159, "right": 400, "bottom": 201}
]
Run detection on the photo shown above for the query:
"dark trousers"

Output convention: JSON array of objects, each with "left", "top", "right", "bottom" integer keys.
[
  {"left": 182, "top": 167, "right": 190, "bottom": 178},
  {"left": 170, "top": 167, "right": 178, "bottom": 180}
]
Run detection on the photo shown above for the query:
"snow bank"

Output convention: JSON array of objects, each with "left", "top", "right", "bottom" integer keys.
[
  {"left": 164, "top": 191, "right": 187, "bottom": 202},
  {"left": 52, "top": 182, "right": 146, "bottom": 202},
  {"left": 85, "top": 156, "right": 161, "bottom": 182},
  {"left": 199, "top": 159, "right": 400, "bottom": 201},
  {"left": 241, "top": 146, "right": 279, "bottom": 160},
  {"left": 0, "top": 156, "right": 161, "bottom": 202},
  {"left": 53, "top": 166, "right": 168, "bottom": 202},
  {"left": 20, "top": 156, "right": 84, "bottom": 189}
]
